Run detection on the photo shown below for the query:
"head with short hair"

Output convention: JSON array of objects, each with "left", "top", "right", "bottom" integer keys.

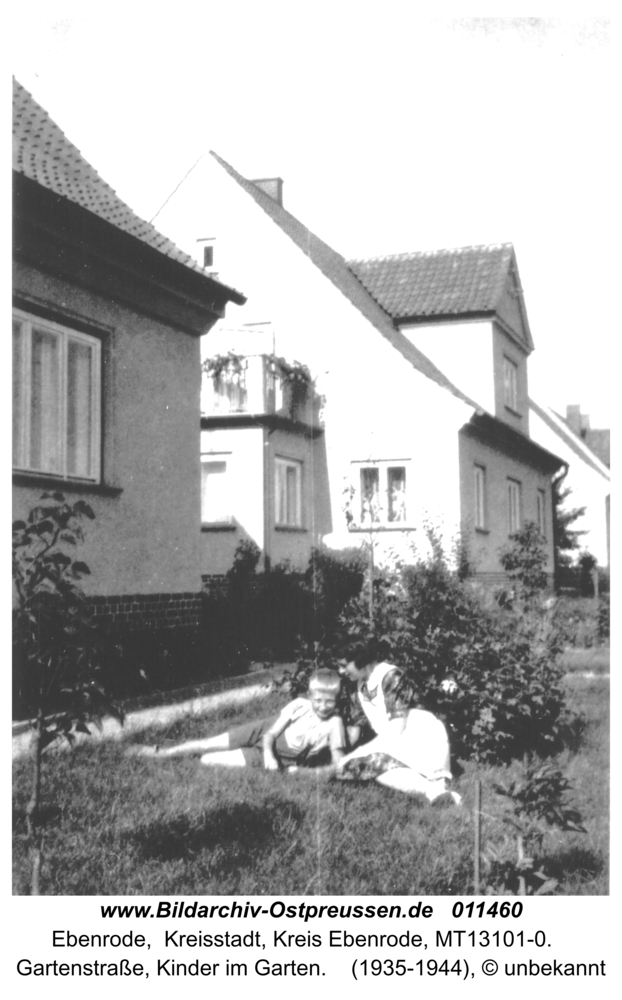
[{"left": 307, "top": 669, "right": 342, "bottom": 720}]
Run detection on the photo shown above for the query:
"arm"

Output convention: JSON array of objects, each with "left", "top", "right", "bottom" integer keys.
[{"left": 262, "top": 701, "right": 296, "bottom": 770}]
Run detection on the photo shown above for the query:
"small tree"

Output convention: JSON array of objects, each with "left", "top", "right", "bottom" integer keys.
[
  {"left": 486, "top": 758, "right": 586, "bottom": 895},
  {"left": 499, "top": 521, "right": 550, "bottom": 609},
  {"left": 13, "top": 493, "right": 121, "bottom": 894}
]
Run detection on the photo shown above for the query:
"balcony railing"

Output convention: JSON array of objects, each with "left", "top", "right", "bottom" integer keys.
[{"left": 202, "top": 354, "right": 321, "bottom": 426}]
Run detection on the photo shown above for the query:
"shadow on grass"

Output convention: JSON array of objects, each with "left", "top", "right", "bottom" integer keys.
[
  {"left": 547, "top": 846, "right": 607, "bottom": 885},
  {"left": 126, "top": 798, "right": 304, "bottom": 866}
]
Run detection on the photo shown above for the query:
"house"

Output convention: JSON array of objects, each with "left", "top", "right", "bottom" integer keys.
[
  {"left": 529, "top": 401, "right": 610, "bottom": 567},
  {"left": 153, "top": 153, "right": 564, "bottom": 586},
  {"left": 12, "top": 81, "right": 245, "bottom": 641}
]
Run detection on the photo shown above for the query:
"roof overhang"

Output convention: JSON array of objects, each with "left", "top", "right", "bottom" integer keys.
[
  {"left": 13, "top": 173, "right": 245, "bottom": 336},
  {"left": 462, "top": 412, "right": 566, "bottom": 474}
]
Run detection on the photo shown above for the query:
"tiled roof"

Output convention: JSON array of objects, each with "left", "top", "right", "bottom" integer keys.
[
  {"left": 210, "top": 152, "right": 477, "bottom": 408},
  {"left": 13, "top": 79, "right": 243, "bottom": 301},
  {"left": 348, "top": 244, "right": 515, "bottom": 320}
]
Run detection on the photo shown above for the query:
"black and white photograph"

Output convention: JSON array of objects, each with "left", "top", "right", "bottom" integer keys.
[{"left": 11, "top": 5, "right": 611, "bottom": 926}]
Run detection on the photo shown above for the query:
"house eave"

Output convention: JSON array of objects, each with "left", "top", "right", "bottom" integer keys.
[
  {"left": 462, "top": 412, "right": 565, "bottom": 473},
  {"left": 13, "top": 173, "right": 246, "bottom": 335}
]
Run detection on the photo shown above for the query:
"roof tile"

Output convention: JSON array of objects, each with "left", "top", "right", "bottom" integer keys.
[
  {"left": 13, "top": 79, "right": 243, "bottom": 302},
  {"left": 348, "top": 244, "right": 514, "bottom": 320}
]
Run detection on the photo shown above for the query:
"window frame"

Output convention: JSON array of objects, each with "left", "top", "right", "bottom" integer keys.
[
  {"left": 200, "top": 452, "right": 234, "bottom": 526},
  {"left": 503, "top": 355, "right": 519, "bottom": 412},
  {"left": 474, "top": 464, "right": 487, "bottom": 531},
  {"left": 507, "top": 478, "right": 522, "bottom": 535},
  {"left": 536, "top": 488, "right": 547, "bottom": 538},
  {"left": 13, "top": 308, "right": 102, "bottom": 483},
  {"left": 275, "top": 456, "right": 303, "bottom": 528},
  {"left": 349, "top": 459, "right": 411, "bottom": 529}
]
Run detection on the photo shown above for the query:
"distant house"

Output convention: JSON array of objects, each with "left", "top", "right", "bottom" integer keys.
[
  {"left": 529, "top": 401, "right": 610, "bottom": 567},
  {"left": 12, "top": 81, "right": 245, "bottom": 639},
  {"left": 154, "top": 153, "right": 564, "bottom": 586}
]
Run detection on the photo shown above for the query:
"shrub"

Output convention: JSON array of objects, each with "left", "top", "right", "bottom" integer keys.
[{"left": 316, "top": 532, "right": 575, "bottom": 765}]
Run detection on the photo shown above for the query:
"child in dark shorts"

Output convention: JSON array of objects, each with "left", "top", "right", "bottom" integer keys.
[{"left": 129, "top": 670, "right": 346, "bottom": 773}]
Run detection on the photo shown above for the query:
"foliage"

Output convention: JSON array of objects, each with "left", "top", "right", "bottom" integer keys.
[
  {"left": 201, "top": 542, "right": 366, "bottom": 669},
  {"left": 202, "top": 351, "right": 247, "bottom": 380},
  {"left": 484, "top": 757, "right": 586, "bottom": 895},
  {"left": 313, "top": 530, "right": 576, "bottom": 764},
  {"left": 499, "top": 521, "right": 550, "bottom": 609},
  {"left": 13, "top": 493, "right": 121, "bottom": 894},
  {"left": 271, "top": 355, "right": 313, "bottom": 403}
]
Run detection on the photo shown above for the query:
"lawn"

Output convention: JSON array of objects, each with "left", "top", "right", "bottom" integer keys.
[{"left": 13, "top": 674, "right": 609, "bottom": 896}]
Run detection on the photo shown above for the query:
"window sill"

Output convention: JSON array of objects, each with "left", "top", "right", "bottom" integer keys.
[
  {"left": 13, "top": 472, "right": 122, "bottom": 498},
  {"left": 275, "top": 525, "right": 307, "bottom": 533},
  {"left": 201, "top": 522, "right": 236, "bottom": 532},
  {"left": 348, "top": 524, "right": 416, "bottom": 533}
]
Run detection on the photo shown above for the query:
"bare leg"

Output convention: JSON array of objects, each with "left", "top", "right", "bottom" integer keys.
[
  {"left": 159, "top": 732, "right": 231, "bottom": 757},
  {"left": 199, "top": 749, "right": 248, "bottom": 768},
  {"left": 126, "top": 732, "right": 232, "bottom": 758}
]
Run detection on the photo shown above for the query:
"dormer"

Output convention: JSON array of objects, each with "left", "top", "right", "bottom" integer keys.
[{"left": 348, "top": 243, "right": 534, "bottom": 436}]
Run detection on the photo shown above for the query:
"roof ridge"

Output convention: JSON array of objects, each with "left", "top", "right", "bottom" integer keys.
[{"left": 347, "top": 243, "right": 514, "bottom": 265}]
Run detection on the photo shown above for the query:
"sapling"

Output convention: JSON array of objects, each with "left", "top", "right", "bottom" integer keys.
[{"left": 13, "top": 493, "right": 121, "bottom": 894}]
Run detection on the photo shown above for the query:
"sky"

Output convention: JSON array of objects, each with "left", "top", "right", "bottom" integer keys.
[{"left": 10, "top": 6, "right": 615, "bottom": 429}]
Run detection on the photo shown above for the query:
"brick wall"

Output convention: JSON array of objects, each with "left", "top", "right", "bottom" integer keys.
[{"left": 87, "top": 592, "right": 202, "bottom": 631}]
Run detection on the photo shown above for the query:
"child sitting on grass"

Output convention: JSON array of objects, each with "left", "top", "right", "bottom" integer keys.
[{"left": 129, "top": 669, "right": 347, "bottom": 773}]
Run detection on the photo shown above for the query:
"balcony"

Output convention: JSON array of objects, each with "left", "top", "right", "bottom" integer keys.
[{"left": 201, "top": 353, "right": 322, "bottom": 429}]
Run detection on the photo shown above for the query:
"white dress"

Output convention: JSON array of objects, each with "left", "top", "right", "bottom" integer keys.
[{"left": 339, "top": 662, "right": 454, "bottom": 801}]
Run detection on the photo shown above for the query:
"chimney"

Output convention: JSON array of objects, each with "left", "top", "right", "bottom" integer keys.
[
  {"left": 197, "top": 237, "right": 216, "bottom": 272},
  {"left": 566, "top": 404, "right": 591, "bottom": 439},
  {"left": 252, "top": 177, "right": 284, "bottom": 206},
  {"left": 566, "top": 404, "right": 582, "bottom": 437}
]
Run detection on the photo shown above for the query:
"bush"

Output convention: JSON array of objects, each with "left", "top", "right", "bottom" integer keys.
[
  {"left": 200, "top": 543, "right": 366, "bottom": 669},
  {"left": 316, "top": 531, "right": 577, "bottom": 765}
]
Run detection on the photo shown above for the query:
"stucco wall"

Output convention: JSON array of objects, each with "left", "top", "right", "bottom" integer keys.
[
  {"left": 399, "top": 319, "right": 495, "bottom": 414},
  {"left": 14, "top": 264, "right": 203, "bottom": 597},
  {"left": 154, "top": 157, "right": 480, "bottom": 569},
  {"left": 459, "top": 429, "right": 556, "bottom": 579}
]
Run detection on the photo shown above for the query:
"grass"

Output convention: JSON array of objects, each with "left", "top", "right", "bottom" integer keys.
[{"left": 13, "top": 674, "right": 609, "bottom": 896}]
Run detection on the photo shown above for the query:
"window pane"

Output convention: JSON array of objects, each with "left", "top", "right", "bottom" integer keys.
[
  {"left": 286, "top": 465, "right": 299, "bottom": 525},
  {"left": 360, "top": 467, "right": 380, "bottom": 522},
  {"left": 276, "top": 459, "right": 301, "bottom": 525},
  {"left": 12, "top": 320, "right": 23, "bottom": 466},
  {"left": 67, "top": 338, "right": 93, "bottom": 477},
  {"left": 201, "top": 460, "right": 229, "bottom": 522},
  {"left": 387, "top": 466, "right": 406, "bottom": 522},
  {"left": 30, "top": 327, "right": 61, "bottom": 473}
]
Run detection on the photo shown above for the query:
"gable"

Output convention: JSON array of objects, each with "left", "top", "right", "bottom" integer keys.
[{"left": 494, "top": 259, "right": 534, "bottom": 353}]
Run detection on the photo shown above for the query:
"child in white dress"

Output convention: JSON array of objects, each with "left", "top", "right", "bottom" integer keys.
[
  {"left": 129, "top": 670, "right": 347, "bottom": 773},
  {"left": 338, "top": 642, "right": 460, "bottom": 805}
]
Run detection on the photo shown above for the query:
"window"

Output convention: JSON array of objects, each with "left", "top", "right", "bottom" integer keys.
[
  {"left": 474, "top": 465, "right": 486, "bottom": 529},
  {"left": 537, "top": 488, "right": 547, "bottom": 537},
  {"left": 201, "top": 455, "right": 232, "bottom": 523},
  {"left": 351, "top": 461, "right": 409, "bottom": 526},
  {"left": 508, "top": 478, "right": 522, "bottom": 534},
  {"left": 503, "top": 356, "right": 518, "bottom": 411},
  {"left": 13, "top": 310, "right": 101, "bottom": 481},
  {"left": 203, "top": 245, "right": 214, "bottom": 268},
  {"left": 275, "top": 457, "right": 302, "bottom": 527}
]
